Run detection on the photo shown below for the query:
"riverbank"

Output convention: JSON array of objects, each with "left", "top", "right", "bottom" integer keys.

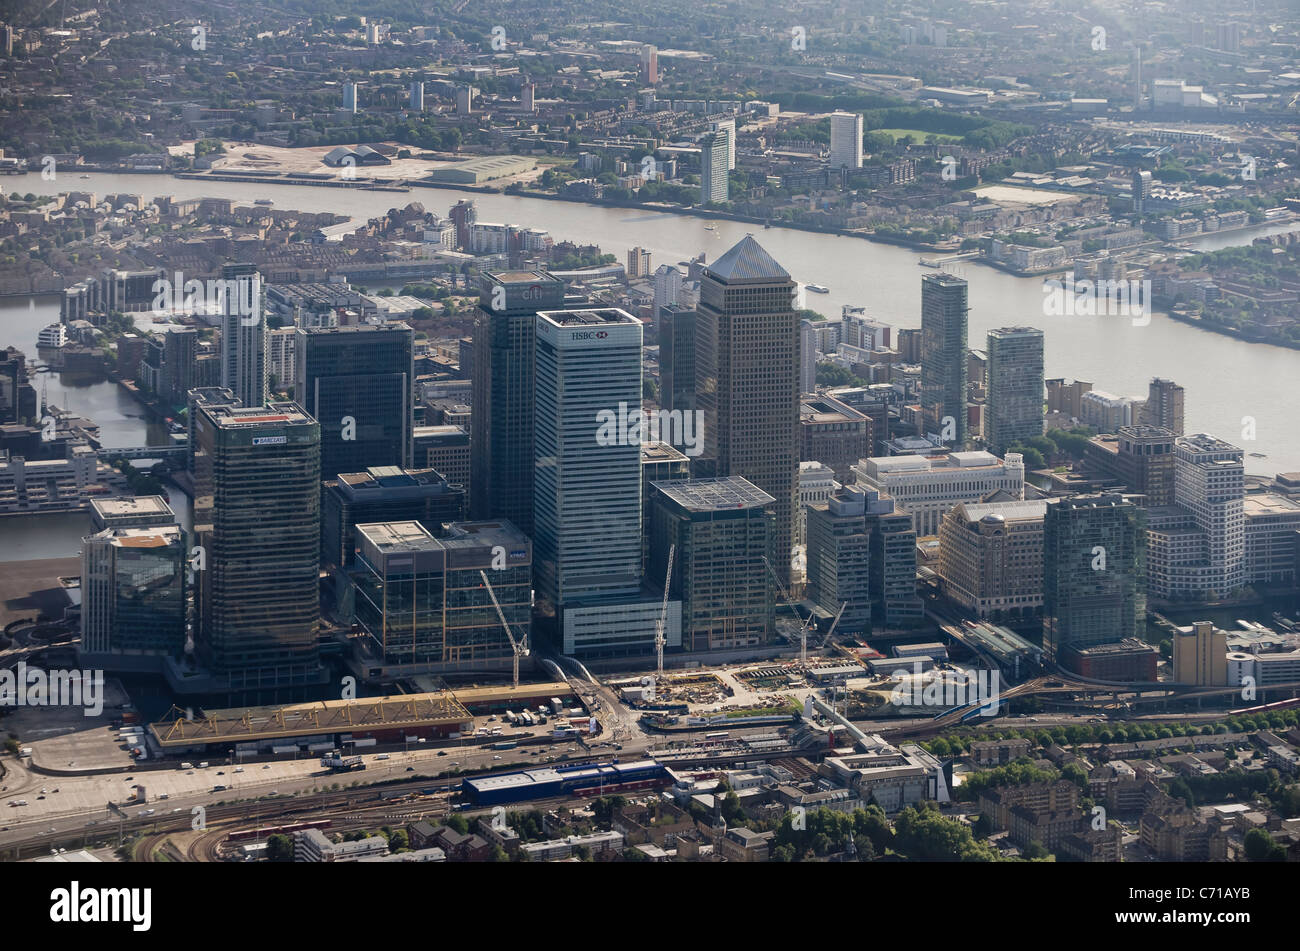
[{"left": 1163, "top": 308, "right": 1300, "bottom": 351}]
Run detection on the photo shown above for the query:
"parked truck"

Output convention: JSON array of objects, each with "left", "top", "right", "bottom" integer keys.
[{"left": 320, "top": 750, "right": 366, "bottom": 772}]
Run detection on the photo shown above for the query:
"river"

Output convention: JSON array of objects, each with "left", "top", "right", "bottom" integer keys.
[{"left": 1, "top": 170, "right": 1297, "bottom": 559}]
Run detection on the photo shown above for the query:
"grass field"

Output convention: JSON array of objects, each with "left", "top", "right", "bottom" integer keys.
[{"left": 872, "top": 128, "right": 963, "bottom": 143}]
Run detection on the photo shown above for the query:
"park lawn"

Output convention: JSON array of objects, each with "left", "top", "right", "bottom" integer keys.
[{"left": 873, "top": 128, "right": 963, "bottom": 143}]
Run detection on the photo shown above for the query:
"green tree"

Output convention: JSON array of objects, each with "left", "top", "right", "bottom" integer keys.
[
  {"left": 1244, "top": 827, "right": 1286, "bottom": 862},
  {"left": 265, "top": 834, "right": 294, "bottom": 862}
]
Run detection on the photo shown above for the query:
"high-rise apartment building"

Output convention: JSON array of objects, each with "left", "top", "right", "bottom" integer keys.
[
  {"left": 627, "top": 246, "right": 652, "bottom": 278},
  {"left": 192, "top": 402, "right": 325, "bottom": 695},
  {"left": 1042, "top": 493, "right": 1146, "bottom": 668},
  {"left": 161, "top": 327, "right": 199, "bottom": 407},
  {"left": 470, "top": 270, "right": 566, "bottom": 533},
  {"left": 219, "top": 263, "right": 267, "bottom": 409},
  {"left": 640, "top": 44, "right": 659, "bottom": 84},
  {"left": 829, "top": 111, "right": 864, "bottom": 169},
  {"left": 985, "top": 327, "right": 1044, "bottom": 454},
  {"left": 696, "top": 236, "right": 799, "bottom": 584},
  {"left": 1140, "top": 377, "right": 1185, "bottom": 435},
  {"left": 700, "top": 131, "right": 729, "bottom": 204},
  {"left": 409, "top": 81, "right": 424, "bottom": 111},
  {"left": 920, "top": 273, "right": 968, "bottom": 445},
  {"left": 295, "top": 324, "right": 414, "bottom": 481},
  {"left": 652, "top": 265, "right": 682, "bottom": 321},
  {"left": 712, "top": 118, "right": 736, "bottom": 170},
  {"left": 533, "top": 309, "right": 644, "bottom": 613}
]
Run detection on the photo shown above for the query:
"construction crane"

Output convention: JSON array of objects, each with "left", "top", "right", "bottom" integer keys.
[
  {"left": 763, "top": 555, "right": 815, "bottom": 666},
  {"left": 480, "top": 569, "right": 528, "bottom": 688},
  {"left": 654, "top": 544, "right": 675, "bottom": 676},
  {"left": 823, "top": 602, "right": 847, "bottom": 646}
]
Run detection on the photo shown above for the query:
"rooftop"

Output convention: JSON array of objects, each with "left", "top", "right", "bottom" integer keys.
[
  {"left": 537, "top": 308, "right": 637, "bottom": 327},
  {"left": 704, "top": 235, "right": 789, "bottom": 282},
  {"left": 91, "top": 495, "right": 173, "bottom": 518},
  {"left": 206, "top": 402, "right": 312, "bottom": 428},
  {"left": 651, "top": 476, "right": 775, "bottom": 512}
]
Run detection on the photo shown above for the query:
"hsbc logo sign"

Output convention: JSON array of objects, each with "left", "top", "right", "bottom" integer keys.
[{"left": 570, "top": 330, "right": 608, "bottom": 340}]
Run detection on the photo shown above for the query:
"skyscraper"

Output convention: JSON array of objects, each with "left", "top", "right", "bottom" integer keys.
[
  {"left": 1043, "top": 493, "right": 1146, "bottom": 666},
  {"left": 700, "top": 131, "right": 729, "bottom": 204},
  {"left": 352, "top": 520, "right": 531, "bottom": 678},
  {"left": 192, "top": 402, "right": 325, "bottom": 695},
  {"left": 1140, "top": 377, "right": 1185, "bottom": 435},
  {"left": 985, "top": 326, "right": 1045, "bottom": 454},
  {"left": 161, "top": 327, "right": 199, "bottom": 408},
  {"left": 1132, "top": 168, "right": 1152, "bottom": 213},
  {"left": 409, "top": 80, "right": 424, "bottom": 111},
  {"left": 533, "top": 308, "right": 644, "bottom": 613},
  {"left": 829, "top": 111, "right": 864, "bottom": 169},
  {"left": 640, "top": 44, "right": 659, "bottom": 84},
  {"left": 800, "top": 319, "right": 818, "bottom": 394},
  {"left": 805, "top": 486, "right": 873, "bottom": 634},
  {"left": 627, "top": 246, "right": 652, "bottom": 278},
  {"left": 658, "top": 303, "right": 696, "bottom": 414},
  {"left": 80, "top": 498, "right": 186, "bottom": 674},
  {"left": 712, "top": 118, "right": 736, "bottom": 170},
  {"left": 920, "top": 272, "right": 968, "bottom": 445},
  {"left": 294, "top": 324, "right": 414, "bottom": 482},
  {"left": 652, "top": 264, "right": 682, "bottom": 321},
  {"left": 343, "top": 82, "right": 359, "bottom": 113},
  {"left": 648, "top": 477, "right": 775, "bottom": 651},
  {"left": 696, "top": 236, "right": 799, "bottom": 584},
  {"left": 219, "top": 263, "right": 267, "bottom": 409},
  {"left": 1146, "top": 434, "right": 1245, "bottom": 600},
  {"left": 470, "top": 269, "right": 566, "bottom": 533}
]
